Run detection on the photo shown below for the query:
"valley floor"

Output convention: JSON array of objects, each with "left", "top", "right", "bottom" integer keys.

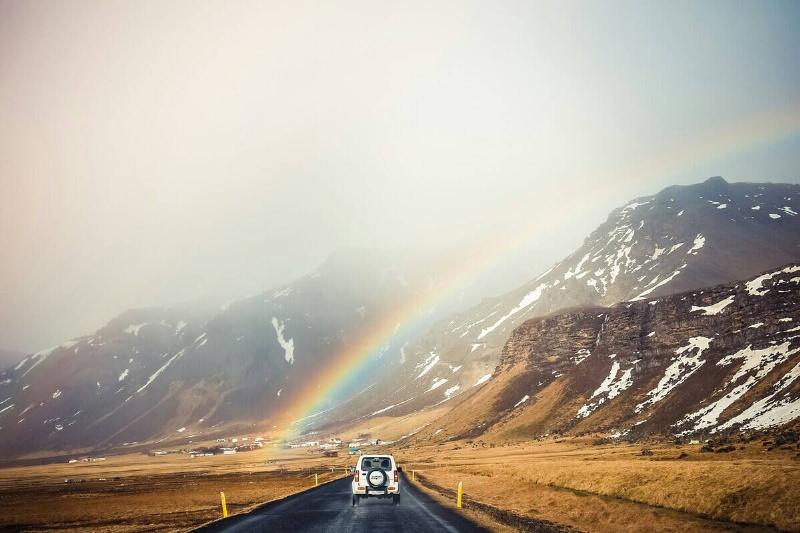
[
  {"left": 0, "top": 446, "right": 348, "bottom": 532},
  {"left": 396, "top": 437, "right": 800, "bottom": 533},
  {"left": 0, "top": 435, "right": 797, "bottom": 532}
]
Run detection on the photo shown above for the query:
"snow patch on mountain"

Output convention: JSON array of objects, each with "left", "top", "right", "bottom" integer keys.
[
  {"left": 124, "top": 323, "right": 149, "bottom": 336},
  {"left": 691, "top": 294, "right": 735, "bottom": 316},
  {"left": 636, "top": 337, "right": 712, "bottom": 413},
  {"left": 135, "top": 348, "right": 187, "bottom": 394},
  {"left": 577, "top": 361, "right": 634, "bottom": 418},
  {"left": 370, "top": 398, "right": 414, "bottom": 416},
  {"left": 745, "top": 265, "right": 800, "bottom": 296},
  {"left": 632, "top": 269, "right": 683, "bottom": 300},
  {"left": 573, "top": 349, "right": 591, "bottom": 365},
  {"left": 416, "top": 352, "right": 439, "bottom": 379},
  {"left": 444, "top": 384, "right": 460, "bottom": 398},
  {"left": 272, "top": 286, "right": 294, "bottom": 299},
  {"left": 474, "top": 373, "right": 492, "bottom": 386},
  {"left": 478, "top": 282, "right": 550, "bottom": 339},
  {"left": 427, "top": 377, "right": 448, "bottom": 392},
  {"left": 271, "top": 318, "right": 295, "bottom": 364},
  {"left": 687, "top": 234, "right": 705, "bottom": 255},
  {"left": 21, "top": 341, "right": 79, "bottom": 378},
  {"left": 680, "top": 343, "right": 799, "bottom": 432},
  {"left": 716, "top": 361, "right": 800, "bottom": 431}
]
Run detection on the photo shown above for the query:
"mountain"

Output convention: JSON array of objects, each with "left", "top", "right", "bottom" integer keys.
[
  {"left": 0, "top": 349, "right": 26, "bottom": 369},
  {"left": 3, "top": 177, "right": 798, "bottom": 455},
  {"left": 0, "top": 249, "right": 453, "bottom": 456},
  {"left": 408, "top": 263, "right": 800, "bottom": 442},
  {"left": 329, "top": 177, "right": 800, "bottom": 424}
]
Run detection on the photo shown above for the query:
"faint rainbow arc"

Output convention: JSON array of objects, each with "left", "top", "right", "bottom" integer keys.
[{"left": 272, "top": 99, "right": 800, "bottom": 441}]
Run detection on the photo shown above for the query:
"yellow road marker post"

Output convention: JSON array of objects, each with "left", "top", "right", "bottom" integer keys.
[
  {"left": 456, "top": 481, "right": 463, "bottom": 509},
  {"left": 220, "top": 491, "right": 228, "bottom": 518},
  {"left": 411, "top": 470, "right": 415, "bottom": 481},
  {"left": 315, "top": 473, "right": 319, "bottom": 486}
]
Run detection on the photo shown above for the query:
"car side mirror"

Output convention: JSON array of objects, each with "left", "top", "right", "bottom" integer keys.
[{"left": 397, "top": 466, "right": 403, "bottom": 472}]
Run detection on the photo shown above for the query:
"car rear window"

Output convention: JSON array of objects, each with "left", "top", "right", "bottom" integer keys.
[{"left": 360, "top": 456, "right": 392, "bottom": 470}]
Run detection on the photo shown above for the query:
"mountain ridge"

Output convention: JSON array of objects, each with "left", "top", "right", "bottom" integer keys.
[
  {"left": 2, "top": 177, "right": 799, "bottom": 456},
  {"left": 324, "top": 177, "right": 800, "bottom": 426},
  {"left": 407, "top": 261, "right": 800, "bottom": 443}
]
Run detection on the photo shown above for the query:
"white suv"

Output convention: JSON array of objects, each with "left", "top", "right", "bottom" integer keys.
[{"left": 351, "top": 454, "right": 400, "bottom": 506}]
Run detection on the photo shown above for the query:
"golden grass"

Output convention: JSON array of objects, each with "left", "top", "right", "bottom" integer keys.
[
  {"left": 2, "top": 416, "right": 797, "bottom": 532},
  {"left": 0, "top": 445, "right": 350, "bottom": 532},
  {"left": 397, "top": 438, "right": 800, "bottom": 532}
]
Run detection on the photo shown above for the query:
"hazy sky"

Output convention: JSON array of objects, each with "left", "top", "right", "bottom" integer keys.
[{"left": 2, "top": 0, "right": 799, "bottom": 352}]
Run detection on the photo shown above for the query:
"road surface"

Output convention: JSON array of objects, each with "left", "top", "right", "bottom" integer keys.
[{"left": 195, "top": 473, "right": 489, "bottom": 532}]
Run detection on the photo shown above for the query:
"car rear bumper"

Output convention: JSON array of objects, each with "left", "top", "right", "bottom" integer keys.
[{"left": 352, "top": 484, "right": 399, "bottom": 496}]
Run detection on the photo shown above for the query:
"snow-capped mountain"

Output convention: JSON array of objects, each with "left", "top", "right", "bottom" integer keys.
[
  {"left": 408, "top": 263, "right": 800, "bottom": 442},
  {"left": 334, "top": 177, "right": 800, "bottom": 423},
  {"left": 0, "top": 249, "right": 449, "bottom": 456},
  {"left": 2, "top": 177, "right": 798, "bottom": 455}
]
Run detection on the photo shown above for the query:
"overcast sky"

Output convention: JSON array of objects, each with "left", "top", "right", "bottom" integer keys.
[{"left": 1, "top": 0, "right": 799, "bottom": 352}]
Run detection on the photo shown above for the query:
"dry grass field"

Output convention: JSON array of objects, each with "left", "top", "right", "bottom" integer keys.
[
  {"left": 0, "top": 429, "right": 797, "bottom": 532},
  {"left": 396, "top": 436, "right": 800, "bottom": 533},
  {"left": 0, "top": 444, "right": 349, "bottom": 532}
]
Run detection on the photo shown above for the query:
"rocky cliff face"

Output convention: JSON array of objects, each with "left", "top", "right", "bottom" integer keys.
[
  {"left": 411, "top": 264, "right": 800, "bottom": 442},
  {"left": 335, "top": 177, "right": 800, "bottom": 425}
]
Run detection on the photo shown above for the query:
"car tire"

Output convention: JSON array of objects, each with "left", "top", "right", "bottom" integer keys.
[
  {"left": 393, "top": 494, "right": 400, "bottom": 506},
  {"left": 352, "top": 494, "right": 359, "bottom": 506},
  {"left": 366, "top": 468, "right": 388, "bottom": 489}
]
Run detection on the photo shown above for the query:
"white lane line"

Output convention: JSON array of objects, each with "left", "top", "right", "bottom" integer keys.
[{"left": 403, "top": 479, "right": 461, "bottom": 533}]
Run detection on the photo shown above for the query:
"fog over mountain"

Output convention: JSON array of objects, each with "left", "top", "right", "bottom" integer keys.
[
  {"left": 3, "top": 176, "right": 799, "bottom": 457},
  {"left": 2, "top": 1, "right": 800, "bottom": 352}
]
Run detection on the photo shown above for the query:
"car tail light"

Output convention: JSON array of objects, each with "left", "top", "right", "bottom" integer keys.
[
  {"left": 394, "top": 470, "right": 398, "bottom": 482},
  {"left": 355, "top": 470, "right": 360, "bottom": 482}
]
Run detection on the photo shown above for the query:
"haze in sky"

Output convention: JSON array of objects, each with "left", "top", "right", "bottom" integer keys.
[{"left": 1, "top": 0, "right": 799, "bottom": 352}]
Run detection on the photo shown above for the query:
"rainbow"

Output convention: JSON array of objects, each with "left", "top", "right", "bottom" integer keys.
[
  {"left": 274, "top": 99, "right": 800, "bottom": 441},
  {"left": 273, "top": 232, "right": 522, "bottom": 439}
]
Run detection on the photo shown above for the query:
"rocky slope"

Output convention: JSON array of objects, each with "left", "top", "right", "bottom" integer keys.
[
  {"left": 335, "top": 177, "right": 800, "bottom": 424},
  {"left": 410, "top": 263, "right": 800, "bottom": 442}
]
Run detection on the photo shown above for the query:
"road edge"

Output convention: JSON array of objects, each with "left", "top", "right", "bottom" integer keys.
[
  {"left": 189, "top": 473, "right": 348, "bottom": 532},
  {"left": 408, "top": 472, "right": 580, "bottom": 533}
]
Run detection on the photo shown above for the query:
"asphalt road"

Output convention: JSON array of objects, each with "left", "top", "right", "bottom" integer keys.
[{"left": 195, "top": 473, "right": 489, "bottom": 533}]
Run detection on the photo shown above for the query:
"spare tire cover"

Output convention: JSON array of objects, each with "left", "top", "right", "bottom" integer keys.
[{"left": 366, "top": 468, "right": 388, "bottom": 488}]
